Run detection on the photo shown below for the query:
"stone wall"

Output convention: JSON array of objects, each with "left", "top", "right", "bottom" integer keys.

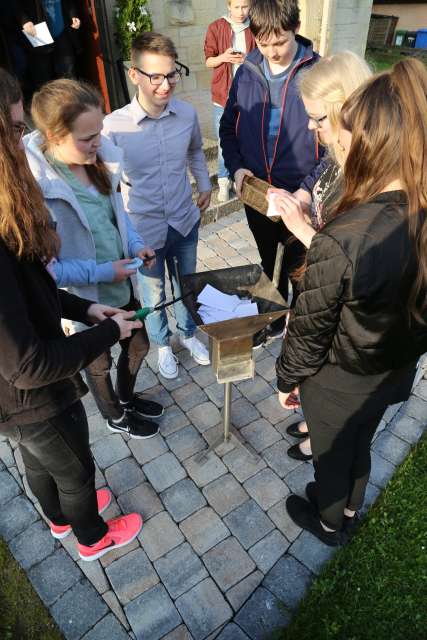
[{"left": 330, "top": 0, "right": 374, "bottom": 56}]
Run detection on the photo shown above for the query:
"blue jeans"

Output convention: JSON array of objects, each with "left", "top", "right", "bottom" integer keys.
[
  {"left": 137, "top": 222, "right": 199, "bottom": 346},
  {"left": 214, "top": 104, "right": 229, "bottom": 179}
]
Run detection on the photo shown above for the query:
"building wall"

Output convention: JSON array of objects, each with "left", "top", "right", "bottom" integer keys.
[
  {"left": 372, "top": 3, "right": 427, "bottom": 31},
  {"left": 318, "top": 0, "right": 374, "bottom": 56}
]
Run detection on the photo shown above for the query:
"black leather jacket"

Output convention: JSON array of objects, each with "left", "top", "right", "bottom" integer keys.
[
  {"left": 277, "top": 191, "right": 427, "bottom": 392},
  {"left": 0, "top": 240, "right": 119, "bottom": 427}
]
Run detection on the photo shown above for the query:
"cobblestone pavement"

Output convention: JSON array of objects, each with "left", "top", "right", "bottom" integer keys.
[{"left": 1, "top": 210, "right": 427, "bottom": 640}]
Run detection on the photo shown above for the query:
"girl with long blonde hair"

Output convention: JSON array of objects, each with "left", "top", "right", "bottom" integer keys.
[
  {"left": 276, "top": 58, "right": 427, "bottom": 545},
  {"left": 272, "top": 51, "right": 372, "bottom": 459}
]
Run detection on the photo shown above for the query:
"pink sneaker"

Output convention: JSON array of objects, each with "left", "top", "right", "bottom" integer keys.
[
  {"left": 50, "top": 488, "right": 112, "bottom": 539},
  {"left": 78, "top": 513, "right": 143, "bottom": 562}
]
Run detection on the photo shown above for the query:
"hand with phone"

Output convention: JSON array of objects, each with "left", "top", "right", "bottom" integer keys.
[{"left": 221, "top": 47, "right": 245, "bottom": 64}]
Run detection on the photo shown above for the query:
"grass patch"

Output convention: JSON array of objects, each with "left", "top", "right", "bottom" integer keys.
[
  {"left": 366, "top": 47, "right": 427, "bottom": 72},
  {"left": 276, "top": 433, "right": 427, "bottom": 640},
  {"left": 0, "top": 537, "right": 63, "bottom": 640}
]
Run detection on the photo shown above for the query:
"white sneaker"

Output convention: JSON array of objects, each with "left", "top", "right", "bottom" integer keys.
[
  {"left": 180, "top": 336, "right": 210, "bottom": 366},
  {"left": 217, "top": 177, "right": 230, "bottom": 203},
  {"left": 158, "top": 346, "right": 179, "bottom": 379}
]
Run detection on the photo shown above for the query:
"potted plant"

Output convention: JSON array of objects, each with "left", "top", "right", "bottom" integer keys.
[{"left": 115, "top": 0, "right": 152, "bottom": 98}]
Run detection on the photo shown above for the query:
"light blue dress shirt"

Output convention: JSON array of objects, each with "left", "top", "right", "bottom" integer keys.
[{"left": 102, "top": 96, "right": 211, "bottom": 250}]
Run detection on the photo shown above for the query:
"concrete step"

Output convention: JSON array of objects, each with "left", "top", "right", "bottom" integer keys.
[
  {"left": 202, "top": 137, "right": 218, "bottom": 162},
  {"left": 190, "top": 157, "right": 219, "bottom": 194},
  {"left": 201, "top": 190, "right": 243, "bottom": 227}
]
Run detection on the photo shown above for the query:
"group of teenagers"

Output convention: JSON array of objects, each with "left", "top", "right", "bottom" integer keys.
[{"left": 1, "top": 0, "right": 427, "bottom": 565}]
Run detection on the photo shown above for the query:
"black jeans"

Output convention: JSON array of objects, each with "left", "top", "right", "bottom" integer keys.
[
  {"left": 245, "top": 205, "right": 306, "bottom": 329},
  {"left": 300, "top": 363, "right": 416, "bottom": 529},
  {"left": 84, "top": 299, "right": 150, "bottom": 420},
  {"left": 3, "top": 401, "right": 107, "bottom": 546}
]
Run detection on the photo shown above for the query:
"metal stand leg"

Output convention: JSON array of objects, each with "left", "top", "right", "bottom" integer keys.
[
  {"left": 223, "top": 382, "right": 232, "bottom": 442},
  {"left": 195, "top": 382, "right": 260, "bottom": 464}
]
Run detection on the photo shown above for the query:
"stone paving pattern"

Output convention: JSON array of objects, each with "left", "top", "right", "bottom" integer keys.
[{"left": 1, "top": 209, "right": 427, "bottom": 640}]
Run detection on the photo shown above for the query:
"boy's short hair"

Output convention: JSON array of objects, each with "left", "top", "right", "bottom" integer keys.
[
  {"left": 249, "top": 0, "right": 300, "bottom": 39},
  {"left": 131, "top": 32, "right": 178, "bottom": 66}
]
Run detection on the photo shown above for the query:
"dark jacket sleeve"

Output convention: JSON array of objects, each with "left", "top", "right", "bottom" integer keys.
[
  {"left": 62, "top": 0, "right": 79, "bottom": 21},
  {"left": 15, "top": 0, "right": 33, "bottom": 25},
  {"left": 276, "top": 232, "right": 352, "bottom": 392},
  {"left": 0, "top": 253, "right": 120, "bottom": 391},
  {"left": 58, "top": 289, "right": 93, "bottom": 324},
  {"left": 219, "top": 71, "right": 246, "bottom": 179},
  {"left": 299, "top": 157, "right": 330, "bottom": 196}
]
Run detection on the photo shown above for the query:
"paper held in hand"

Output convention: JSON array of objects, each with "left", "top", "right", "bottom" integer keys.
[
  {"left": 197, "top": 284, "right": 259, "bottom": 324},
  {"left": 22, "top": 22, "right": 54, "bottom": 47},
  {"left": 241, "top": 176, "right": 281, "bottom": 222}
]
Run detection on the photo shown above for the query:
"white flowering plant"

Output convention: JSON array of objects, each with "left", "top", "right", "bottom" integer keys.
[{"left": 115, "top": 1, "right": 152, "bottom": 59}]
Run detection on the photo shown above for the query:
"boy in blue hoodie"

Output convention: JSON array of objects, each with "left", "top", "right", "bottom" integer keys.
[{"left": 220, "top": 0, "right": 321, "bottom": 341}]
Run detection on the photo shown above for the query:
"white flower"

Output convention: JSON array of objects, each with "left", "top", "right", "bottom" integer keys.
[
  {"left": 140, "top": 6, "right": 148, "bottom": 16},
  {"left": 127, "top": 21, "right": 137, "bottom": 32},
  {"left": 115, "top": 7, "right": 120, "bottom": 17}
]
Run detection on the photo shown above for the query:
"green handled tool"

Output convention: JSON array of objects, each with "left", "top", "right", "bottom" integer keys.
[{"left": 132, "top": 292, "right": 192, "bottom": 321}]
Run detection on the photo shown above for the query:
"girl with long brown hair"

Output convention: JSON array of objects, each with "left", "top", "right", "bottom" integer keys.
[
  {"left": 26, "top": 78, "right": 162, "bottom": 441},
  {"left": 276, "top": 58, "right": 427, "bottom": 545},
  {"left": 0, "top": 69, "right": 143, "bottom": 562}
]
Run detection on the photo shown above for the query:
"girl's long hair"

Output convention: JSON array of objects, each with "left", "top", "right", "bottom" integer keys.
[
  {"left": 337, "top": 58, "right": 427, "bottom": 323},
  {"left": 298, "top": 51, "right": 372, "bottom": 165},
  {"left": 31, "top": 79, "right": 111, "bottom": 195},
  {"left": 0, "top": 70, "right": 59, "bottom": 260}
]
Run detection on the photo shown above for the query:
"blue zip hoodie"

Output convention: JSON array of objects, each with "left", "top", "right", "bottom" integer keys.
[{"left": 220, "top": 35, "right": 321, "bottom": 191}]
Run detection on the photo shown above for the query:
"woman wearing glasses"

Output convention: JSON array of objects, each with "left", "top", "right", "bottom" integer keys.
[
  {"left": 270, "top": 51, "right": 372, "bottom": 461},
  {"left": 25, "top": 78, "right": 163, "bottom": 441},
  {"left": 276, "top": 57, "right": 427, "bottom": 545},
  {"left": 0, "top": 68, "right": 143, "bottom": 561}
]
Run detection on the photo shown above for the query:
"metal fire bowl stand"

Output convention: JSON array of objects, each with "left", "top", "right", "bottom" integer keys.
[{"left": 181, "top": 245, "right": 288, "bottom": 463}]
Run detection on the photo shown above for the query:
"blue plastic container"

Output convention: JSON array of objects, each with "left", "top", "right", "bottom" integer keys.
[{"left": 415, "top": 29, "right": 427, "bottom": 49}]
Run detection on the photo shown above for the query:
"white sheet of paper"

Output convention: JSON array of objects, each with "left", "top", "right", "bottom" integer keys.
[
  {"left": 22, "top": 22, "right": 54, "bottom": 47},
  {"left": 198, "top": 305, "right": 235, "bottom": 324},
  {"left": 234, "top": 302, "right": 259, "bottom": 318},
  {"left": 267, "top": 192, "right": 282, "bottom": 218},
  {"left": 197, "top": 284, "right": 241, "bottom": 312}
]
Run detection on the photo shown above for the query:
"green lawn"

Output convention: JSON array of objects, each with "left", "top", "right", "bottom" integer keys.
[
  {"left": 0, "top": 538, "right": 63, "bottom": 640},
  {"left": 276, "top": 433, "right": 427, "bottom": 640},
  {"left": 366, "top": 47, "right": 427, "bottom": 72}
]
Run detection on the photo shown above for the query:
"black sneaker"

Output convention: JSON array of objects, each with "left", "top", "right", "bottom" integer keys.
[
  {"left": 286, "top": 494, "right": 344, "bottom": 547},
  {"left": 107, "top": 412, "right": 159, "bottom": 439},
  {"left": 121, "top": 395, "right": 164, "bottom": 419}
]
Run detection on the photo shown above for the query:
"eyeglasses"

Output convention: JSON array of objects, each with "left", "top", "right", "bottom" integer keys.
[
  {"left": 309, "top": 114, "right": 328, "bottom": 129},
  {"left": 125, "top": 60, "right": 190, "bottom": 86},
  {"left": 13, "top": 123, "right": 27, "bottom": 143},
  {"left": 133, "top": 67, "right": 182, "bottom": 86}
]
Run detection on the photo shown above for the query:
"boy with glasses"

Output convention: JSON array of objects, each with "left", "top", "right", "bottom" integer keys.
[
  {"left": 220, "top": 0, "right": 321, "bottom": 343},
  {"left": 103, "top": 33, "right": 211, "bottom": 379}
]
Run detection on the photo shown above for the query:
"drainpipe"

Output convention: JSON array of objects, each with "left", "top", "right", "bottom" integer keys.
[{"left": 319, "top": 0, "right": 337, "bottom": 56}]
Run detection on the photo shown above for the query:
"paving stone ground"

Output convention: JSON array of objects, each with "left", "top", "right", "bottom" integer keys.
[{"left": 1, "top": 209, "right": 427, "bottom": 639}]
